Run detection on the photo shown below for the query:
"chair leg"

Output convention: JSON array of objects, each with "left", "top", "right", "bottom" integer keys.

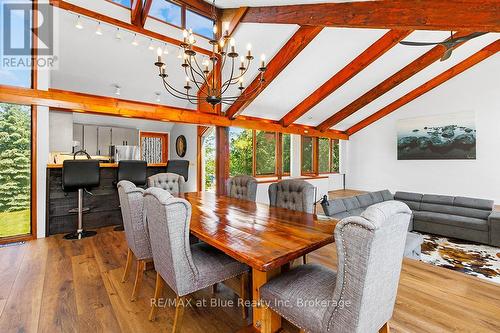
[
  {"left": 379, "top": 322, "right": 390, "bottom": 333},
  {"left": 302, "top": 255, "right": 307, "bottom": 264},
  {"left": 131, "top": 260, "right": 145, "bottom": 301},
  {"left": 240, "top": 272, "right": 248, "bottom": 320},
  {"left": 261, "top": 305, "right": 274, "bottom": 333},
  {"left": 172, "top": 296, "right": 186, "bottom": 333},
  {"left": 121, "top": 248, "right": 133, "bottom": 283},
  {"left": 149, "top": 272, "right": 164, "bottom": 321}
]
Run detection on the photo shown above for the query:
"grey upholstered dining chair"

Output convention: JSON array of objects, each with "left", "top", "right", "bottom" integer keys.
[
  {"left": 259, "top": 200, "right": 411, "bottom": 333},
  {"left": 226, "top": 175, "right": 258, "bottom": 201},
  {"left": 143, "top": 187, "right": 250, "bottom": 331},
  {"left": 117, "top": 180, "right": 154, "bottom": 301},
  {"left": 147, "top": 172, "right": 185, "bottom": 195},
  {"left": 268, "top": 179, "right": 315, "bottom": 214}
]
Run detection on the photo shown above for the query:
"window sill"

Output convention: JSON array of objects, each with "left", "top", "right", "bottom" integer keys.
[{"left": 256, "top": 175, "right": 329, "bottom": 184}]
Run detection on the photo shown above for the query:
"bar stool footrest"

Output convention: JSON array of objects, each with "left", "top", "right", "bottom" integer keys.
[
  {"left": 68, "top": 207, "right": 90, "bottom": 214},
  {"left": 64, "top": 230, "right": 97, "bottom": 240}
]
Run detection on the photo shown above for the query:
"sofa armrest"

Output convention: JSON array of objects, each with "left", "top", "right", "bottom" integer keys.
[{"left": 488, "top": 211, "right": 500, "bottom": 246}]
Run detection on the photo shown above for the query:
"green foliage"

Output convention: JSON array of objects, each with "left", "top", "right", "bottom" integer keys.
[
  {"left": 282, "top": 134, "right": 290, "bottom": 174},
  {"left": 332, "top": 140, "right": 340, "bottom": 173},
  {"left": 0, "top": 209, "right": 30, "bottom": 237},
  {"left": 0, "top": 103, "right": 31, "bottom": 213},
  {"left": 318, "top": 138, "right": 330, "bottom": 173},
  {"left": 301, "top": 137, "right": 313, "bottom": 173},
  {"left": 255, "top": 131, "right": 276, "bottom": 175},
  {"left": 203, "top": 130, "right": 216, "bottom": 191},
  {"left": 229, "top": 128, "right": 253, "bottom": 176}
]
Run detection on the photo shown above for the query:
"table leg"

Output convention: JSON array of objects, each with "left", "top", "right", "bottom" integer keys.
[{"left": 252, "top": 267, "right": 282, "bottom": 332}]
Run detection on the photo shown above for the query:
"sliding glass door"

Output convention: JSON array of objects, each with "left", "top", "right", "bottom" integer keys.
[{"left": 0, "top": 103, "right": 32, "bottom": 239}]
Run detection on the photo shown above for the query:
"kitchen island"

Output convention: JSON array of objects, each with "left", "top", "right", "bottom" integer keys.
[{"left": 46, "top": 163, "right": 167, "bottom": 236}]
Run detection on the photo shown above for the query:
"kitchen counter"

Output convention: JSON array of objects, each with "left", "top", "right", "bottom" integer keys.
[{"left": 46, "top": 162, "right": 167, "bottom": 169}]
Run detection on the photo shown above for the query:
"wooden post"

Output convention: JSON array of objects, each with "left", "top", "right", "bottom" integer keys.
[{"left": 215, "top": 126, "right": 230, "bottom": 195}]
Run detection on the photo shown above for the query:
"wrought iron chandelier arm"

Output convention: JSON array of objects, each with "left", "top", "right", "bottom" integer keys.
[
  {"left": 186, "top": 63, "right": 205, "bottom": 91},
  {"left": 162, "top": 77, "right": 199, "bottom": 99}
]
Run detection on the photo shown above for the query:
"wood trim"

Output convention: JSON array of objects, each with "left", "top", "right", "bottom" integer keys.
[
  {"left": 140, "top": 0, "right": 153, "bottom": 27},
  {"left": 139, "top": 132, "right": 169, "bottom": 163},
  {"left": 30, "top": 105, "right": 38, "bottom": 240},
  {"left": 241, "top": 0, "right": 500, "bottom": 32},
  {"left": 347, "top": 39, "right": 500, "bottom": 135},
  {"left": 317, "top": 31, "right": 474, "bottom": 131},
  {"left": 131, "top": 0, "right": 142, "bottom": 26},
  {"left": 215, "top": 126, "right": 229, "bottom": 195},
  {"left": 0, "top": 86, "right": 348, "bottom": 139},
  {"left": 280, "top": 29, "right": 412, "bottom": 127},
  {"left": 251, "top": 130, "right": 257, "bottom": 177},
  {"left": 49, "top": 0, "right": 212, "bottom": 56},
  {"left": 197, "top": 125, "right": 210, "bottom": 191},
  {"left": 225, "top": 26, "right": 323, "bottom": 119},
  {"left": 180, "top": 0, "right": 219, "bottom": 19}
]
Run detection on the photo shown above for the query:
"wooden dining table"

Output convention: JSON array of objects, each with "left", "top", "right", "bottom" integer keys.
[{"left": 181, "top": 192, "right": 338, "bottom": 333}]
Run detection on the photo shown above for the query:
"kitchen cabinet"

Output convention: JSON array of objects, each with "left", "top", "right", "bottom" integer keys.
[
  {"left": 83, "top": 125, "right": 98, "bottom": 155},
  {"left": 72, "top": 124, "right": 83, "bottom": 152},
  {"left": 112, "top": 127, "right": 138, "bottom": 146},
  {"left": 97, "top": 126, "right": 112, "bottom": 156}
]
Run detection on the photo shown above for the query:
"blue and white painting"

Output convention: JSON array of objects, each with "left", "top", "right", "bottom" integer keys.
[{"left": 397, "top": 112, "right": 476, "bottom": 160}]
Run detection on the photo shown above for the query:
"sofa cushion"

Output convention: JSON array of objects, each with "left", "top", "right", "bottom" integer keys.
[
  {"left": 369, "top": 191, "right": 384, "bottom": 204},
  {"left": 347, "top": 208, "right": 365, "bottom": 217},
  {"left": 342, "top": 197, "right": 361, "bottom": 211},
  {"left": 324, "top": 199, "right": 347, "bottom": 216},
  {"left": 378, "top": 190, "right": 394, "bottom": 201},
  {"left": 357, "top": 193, "right": 375, "bottom": 208},
  {"left": 422, "top": 194, "right": 454, "bottom": 206},
  {"left": 420, "top": 202, "right": 491, "bottom": 220},
  {"left": 454, "top": 196, "right": 493, "bottom": 211},
  {"left": 330, "top": 211, "right": 352, "bottom": 220},
  {"left": 413, "top": 211, "right": 488, "bottom": 231},
  {"left": 394, "top": 192, "right": 423, "bottom": 211}
]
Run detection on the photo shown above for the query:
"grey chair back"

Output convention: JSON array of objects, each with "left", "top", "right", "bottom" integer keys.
[
  {"left": 148, "top": 172, "right": 185, "bottom": 195},
  {"left": 143, "top": 187, "right": 198, "bottom": 296},
  {"left": 268, "top": 179, "right": 315, "bottom": 213},
  {"left": 226, "top": 175, "right": 257, "bottom": 201},
  {"left": 328, "top": 200, "right": 411, "bottom": 333},
  {"left": 117, "top": 180, "right": 151, "bottom": 260}
]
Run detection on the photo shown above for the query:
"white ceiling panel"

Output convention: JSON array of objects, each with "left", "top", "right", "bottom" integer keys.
[
  {"left": 334, "top": 32, "right": 500, "bottom": 131},
  {"left": 294, "top": 30, "right": 452, "bottom": 126},
  {"left": 51, "top": 9, "right": 197, "bottom": 109},
  {"left": 241, "top": 27, "right": 388, "bottom": 120},
  {"left": 220, "top": 22, "right": 299, "bottom": 113}
]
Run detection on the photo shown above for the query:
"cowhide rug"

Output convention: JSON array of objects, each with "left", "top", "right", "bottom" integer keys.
[{"left": 419, "top": 233, "right": 500, "bottom": 284}]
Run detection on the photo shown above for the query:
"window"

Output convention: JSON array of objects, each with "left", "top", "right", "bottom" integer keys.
[
  {"left": 108, "top": 0, "right": 131, "bottom": 8},
  {"left": 0, "top": 103, "right": 32, "bottom": 239},
  {"left": 331, "top": 139, "right": 339, "bottom": 173},
  {"left": 255, "top": 131, "right": 276, "bottom": 176},
  {"left": 186, "top": 9, "right": 214, "bottom": 39},
  {"left": 0, "top": 0, "right": 32, "bottom": 88},
  {"left": 282, "top": 133, "right": 290, "bottom": 175},
  {"left": 318, "top": 138, "right": 330, "bottom": 173},
  {"left": 301, "top": 136, "right": 314, "bottom": 174},
  {"left": 229, "top": 128, "right": 253, "bottom": 176},
  {"left": 149, "top": 0, "right": 182, "bottom": 27}
]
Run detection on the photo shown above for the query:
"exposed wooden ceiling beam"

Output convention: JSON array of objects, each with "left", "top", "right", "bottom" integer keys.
[
  {"left": 140, "top": 0, "right": 153, "bottom": 27},
  {"left": 180, "top": 0, "right": 219, "bottom": 18},
  {"left": 241, "top": 0, "right": 500, "bottom": 32},
  {"left": 225, "top": 26, "right": 323, "bottom": 119},
  {"left": 130, "top": 0, "right": 142, "bottom": 26},
  {"left": 223, "top": 7, "right": 248, "bottom": 36},
  {"left": 0, "top": 86, "right": 348, "bottom": 140},
  {"left": 316, "top": 31, "right": 475, "bottom": 131},
  {"left": 280, "top": 29, "right": 412, "bottom": 127},
  {"left": 346, "top": 39, "right": 500, "bottom": 135},
  {"left": 49, "top": 0, "right": 212, "bottom": 55}
]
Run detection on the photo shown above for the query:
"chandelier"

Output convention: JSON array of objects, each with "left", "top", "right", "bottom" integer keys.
[{"left": 153, "top": 2, "right": 267, "bottom": 109}]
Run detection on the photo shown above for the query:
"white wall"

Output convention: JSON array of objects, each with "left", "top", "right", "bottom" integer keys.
[
  {"left": 345, "top": 55, "right": 500, "bottom": 203},
  {"left": 169, "top": 123, "right": 198, "bottom": 192}
]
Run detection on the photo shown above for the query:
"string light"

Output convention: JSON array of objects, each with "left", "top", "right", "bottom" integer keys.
[
  {"left": 131, "top": 33, "right": 139, "bottom": 46},
  {"left": 95, "top": 22, "right": 103, "bottom": 36},
  {"left": 155, "top": 92, "right": 161, "bottom": 103},
  {"left": 114, "top": 85, "right": 121, "bottom": 96},
  {"left": 115, "top": 28, "right": 122, "bottom": 40},
  {"left": 148, "top": 39, "right": 155, "bottom": 51},
  {"left": 75, "top": 15, "right": 83, "bottom": 29}
]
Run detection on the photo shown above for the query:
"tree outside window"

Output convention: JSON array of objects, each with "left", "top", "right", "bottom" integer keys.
[
  {"left": 229, "top": 128, "right": 253, "bottom": 176},
  {"left": 301, "top": 136, "right": 313, "bottom": 174},
  {"left": 282, "top": 134, "right": 290, "bottom": 175},
  {"left": 255, "top": 131, "right": 276, "bottom": 175}
]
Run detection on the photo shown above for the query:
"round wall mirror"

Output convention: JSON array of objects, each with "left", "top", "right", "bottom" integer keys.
[{"left": 175, "top": 135, "right": 187, "bottom": 157}]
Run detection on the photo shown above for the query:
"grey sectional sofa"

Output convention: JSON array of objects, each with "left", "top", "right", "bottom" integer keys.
[
  {"left": 321, "top": 190, "right": 424, "bottom": 259},
  {"left": 394, "top": 192, "right": 500, "bottom": 247}
]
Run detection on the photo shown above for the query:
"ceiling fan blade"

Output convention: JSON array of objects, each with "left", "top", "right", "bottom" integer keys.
[
  {"left": 440, "top": 48, "right": 453, "bottom": 61},
  {"left": 399, "top": 41, "right": 443, "bottom": 46},
  {"left": 451, "top": 32, "right": 488, "bottom": 44}
]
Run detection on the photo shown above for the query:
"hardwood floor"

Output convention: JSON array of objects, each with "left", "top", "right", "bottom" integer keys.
[{"left": 0, "top": 225, "right": 499, "bottom": 332}]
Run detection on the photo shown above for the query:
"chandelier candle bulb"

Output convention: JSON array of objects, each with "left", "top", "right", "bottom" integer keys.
[
  {"left": 260, "top": 54, "right": 266, "bottom": 68},
  {"left": 213, "top": 24, "right": 218, "bottom": 35},
  {"left": 156, "top": 47, "right": 163, "bottom": 64},
  {"left": 223, "top": 21, "right": 230, "bottom": 36}
]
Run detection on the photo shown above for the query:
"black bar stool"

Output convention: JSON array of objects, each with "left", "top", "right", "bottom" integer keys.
[
  {"left": 114, "top": 160, "right": 147, "bottom": 231},
  {"left": 166, "top": 159, "right": 189, "bottom": 181},
  {"left": 62, "top": 155, "right": 100, "bottom": 240}
]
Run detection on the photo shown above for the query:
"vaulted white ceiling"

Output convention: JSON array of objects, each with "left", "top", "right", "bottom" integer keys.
[{"left": 50, "top": 0, "right": 500, "bottom": 135}]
